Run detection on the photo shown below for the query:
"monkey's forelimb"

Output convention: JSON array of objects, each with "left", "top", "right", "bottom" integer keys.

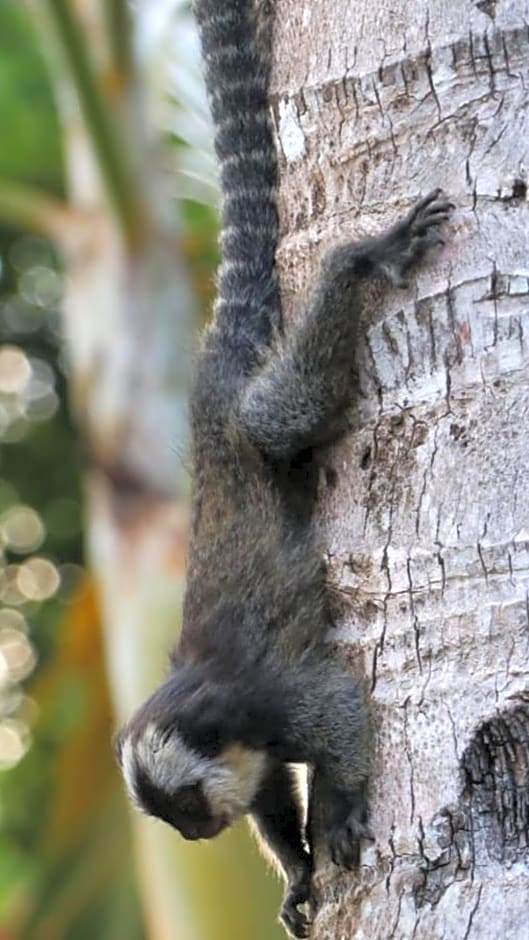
[{"left": 238, "top": 190, "right": 454, "bottom": 458}]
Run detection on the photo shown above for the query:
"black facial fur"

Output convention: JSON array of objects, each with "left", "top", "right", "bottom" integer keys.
[{"left": 135, "top": 766, "right": 212, "bottom": 840}]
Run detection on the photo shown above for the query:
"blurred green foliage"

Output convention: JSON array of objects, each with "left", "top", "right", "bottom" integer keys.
[{"left": 0, "top": 2, "right": 62, "bottom": 189}]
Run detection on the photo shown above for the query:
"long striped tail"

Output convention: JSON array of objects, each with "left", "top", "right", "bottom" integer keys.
[{"left": 194, "top": 0, "right": 280, "bottom": 358}]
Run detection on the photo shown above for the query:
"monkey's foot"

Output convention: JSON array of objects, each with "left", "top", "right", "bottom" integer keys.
[
  {"left": 280, "top": 864, "right": 312, "bottom": 939},
  {"left": 328, "top": 788, "right": 374, "bottom": 870},
  {"left": 369, "top": 188, "right": 454, "bottom": 288},
  {"left": 329, "top": 814, "right": 374, "bottom": 869}
]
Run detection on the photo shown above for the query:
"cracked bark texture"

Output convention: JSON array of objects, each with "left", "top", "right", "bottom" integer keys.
[{"left": 271, "top": 1, "right": 529, "bottom": 937}]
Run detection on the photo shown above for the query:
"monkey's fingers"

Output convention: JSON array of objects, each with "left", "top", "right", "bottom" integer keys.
[
  {"left": 280, "top": 900, "right": 311, "bottom": 939},
  {"left": 329, "top": 816, "right": 374, "bottom": 870},
  {"left": 411, "top": 204, "right": 454, "bottom": 233},
  {"left": 405, "top": 187, "right": 444, "bottom": 222},
  {"left": 330, "top": 831, "right": 360, "bottom": 869},
  {"left": 401, "top": 190, "right": 453, "bottom": 237},
  {"left": 371, "top": 190, "right": 454, "bottom": 288},
  {"left": 420, "top": 200, "right": 456, "bottom": 218},
  {"left": 280, "top": 870, "right": 312, "bottom": 939}
]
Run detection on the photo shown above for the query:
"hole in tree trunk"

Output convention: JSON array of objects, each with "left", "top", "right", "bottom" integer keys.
[{"left": 462, "top": 705, "right": 529, "bottom": 866}]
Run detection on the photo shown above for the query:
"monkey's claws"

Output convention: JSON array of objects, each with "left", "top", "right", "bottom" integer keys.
[
  {"left": 329, "top": 815, "right": 374, "bottom": 870},
  {"left": 280, "top": 866, "right": 312, "bottom": 938},
  {"left": 281, "top": 902, "right": 311, "bottom": 940},
  {"left": 369, "top": 188, "right": 454, "bottom": 288}
]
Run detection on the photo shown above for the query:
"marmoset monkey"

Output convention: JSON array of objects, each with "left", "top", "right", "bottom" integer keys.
[{"left": 116, "top": 0, "right": 453, "bottom": 935}]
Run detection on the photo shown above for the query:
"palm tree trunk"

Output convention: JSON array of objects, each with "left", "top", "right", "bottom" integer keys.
[{"left": 273, "top": 2, "right": 529, "bottom": 936}]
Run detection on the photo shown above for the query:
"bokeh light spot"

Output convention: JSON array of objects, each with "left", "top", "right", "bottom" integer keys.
[
  {"left": 1, "top": 505, "right": 45, "bottom": 554},
  {"left": 0, "top": 718, "right": 29, "bottom": 769},
  {"left": 0, "top": 629, "right": 36, "bottom": 684},
  {"left": 0, "top": 297, "right": 41, "bottom": 335},
  {"left": 0, "top": 346, "right": 31, "bottom": 394},
  {"left": 0, "top": 609, "right": 27, "bottom": 633},
  {"left": 19, "top": 265, "right": 63, "bottom": 308},
  {"left": 0, "top": 686, "right": 24, "bottom": 718},
  {"left": 0, "top": 565, "right": 25, "bottom": 606},
  {"left": 17, "top": 557, "right": 60, "bottom": 600},
  {"left": 27, "top": 357, "right": 55, "bottom": 398},
  {"left": 26, "top": 390, "right": 59, "bottom": 422}
]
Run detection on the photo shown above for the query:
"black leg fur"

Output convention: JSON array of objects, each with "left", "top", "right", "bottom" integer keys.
[{"left": 251, "top": 763, "right": 312, "bottom": 938}]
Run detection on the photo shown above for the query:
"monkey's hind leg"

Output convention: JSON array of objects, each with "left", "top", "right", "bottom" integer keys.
[
  {"left": 277, "top": 662, "right": 374, "bottom": 872},
  {"left": 250, "top": 763, "right": 312, "bottom": 939},
  {"left": 238, "top": 190, "right": 453, "bottom": 459}
]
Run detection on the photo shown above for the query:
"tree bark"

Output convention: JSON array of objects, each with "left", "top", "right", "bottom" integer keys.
[{"left": 272, "top": 1, "right": 529, "bottom": 937}]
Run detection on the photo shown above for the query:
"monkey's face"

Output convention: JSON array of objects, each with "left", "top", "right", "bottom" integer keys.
[
  {"left": 133, "top": 774, "right": 228, "bottom": 841},
  {"left": 170, "top": 785, "right": 228, "bottom": 840},
  {"left": 117, "top": 723, "right": 267, "bottom": 840}
]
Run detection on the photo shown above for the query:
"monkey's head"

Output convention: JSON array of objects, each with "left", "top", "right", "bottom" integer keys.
[{"left": 115, "top": 669, "right": 268, "bottom": 841}]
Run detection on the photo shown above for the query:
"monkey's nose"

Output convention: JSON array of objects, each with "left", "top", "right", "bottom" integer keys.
[
  {"left": 180, "top": 824, "right": 201, "bottom": 841},
  {"left": 179, "top": 816, "right": 227, "bottom": 840}
]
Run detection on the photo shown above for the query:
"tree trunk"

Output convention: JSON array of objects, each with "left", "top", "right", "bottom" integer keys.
[{"left": 272, "top": 1, "right": 529, "bottom": 936}]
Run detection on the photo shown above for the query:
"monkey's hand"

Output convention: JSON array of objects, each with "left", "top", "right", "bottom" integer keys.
[
  {"left": 327, "top": 785, "right": 374, "bottom": 870},
  {"left": 365, "top": 188, "right": 454, "bottom": 289},
  {"left": 280, "top": 855, "right": 312, "bottom": 939}
]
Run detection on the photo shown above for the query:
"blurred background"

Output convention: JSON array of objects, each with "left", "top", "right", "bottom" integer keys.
[{"left": 0, "top": 2, "right": 283, "bottom": 938}]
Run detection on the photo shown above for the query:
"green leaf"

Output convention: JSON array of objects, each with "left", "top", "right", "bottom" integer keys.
[{"left": 0, "top": 1, "right": 62, "bottom": 189}]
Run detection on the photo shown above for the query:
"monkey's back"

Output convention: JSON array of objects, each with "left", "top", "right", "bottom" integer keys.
[{"left": 178, "top": 339, "right": 328, "bottom": 672}]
